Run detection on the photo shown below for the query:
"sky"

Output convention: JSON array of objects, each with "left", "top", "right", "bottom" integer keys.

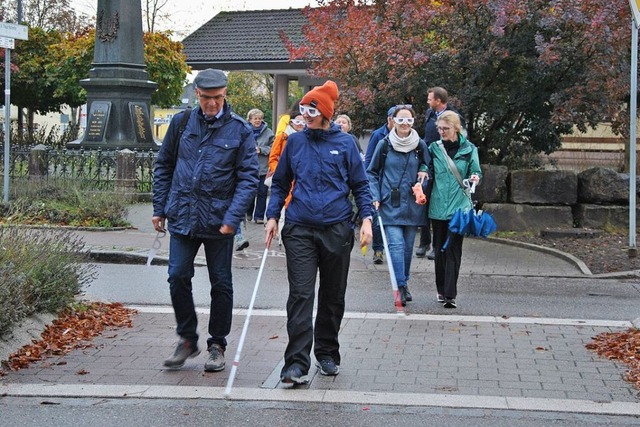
[{"left": 69, "top": 0, "right": 318, "bottom": 40}]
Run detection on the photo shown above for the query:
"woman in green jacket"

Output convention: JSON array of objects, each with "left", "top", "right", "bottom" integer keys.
[{"left": 428, "top": 111, "right": 481, "bottom": 308}]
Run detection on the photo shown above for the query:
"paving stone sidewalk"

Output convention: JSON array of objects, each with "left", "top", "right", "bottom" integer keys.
[
  {"left": 2, "top": 308, "right": 637, "bottom": 405},
  {"left": 3, "top": 203, "right": 639, "bottom": 416}
]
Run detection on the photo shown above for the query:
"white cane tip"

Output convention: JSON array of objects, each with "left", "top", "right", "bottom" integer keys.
[{"left": 223, "top": 391, "right": 231, "bottom": 399}]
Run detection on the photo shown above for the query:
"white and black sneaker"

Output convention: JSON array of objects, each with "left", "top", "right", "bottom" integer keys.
[
  {"left": 316, "top": 358, "right": 340, "bottom": 376},
  {"left": 281, "top": 365, "right": 309, "bottom": 385},
  {"left": 443, "top": 299, "right": 457, "bottom": 309}
]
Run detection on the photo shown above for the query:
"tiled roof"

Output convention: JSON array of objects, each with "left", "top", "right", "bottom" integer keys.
[{"left": 182, "top": 8, "right": 308, "bottom": 68}]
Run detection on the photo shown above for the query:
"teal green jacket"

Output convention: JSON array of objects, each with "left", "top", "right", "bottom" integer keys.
[{"left": 428, "top": 135, "right": 482, "bottom": 221}]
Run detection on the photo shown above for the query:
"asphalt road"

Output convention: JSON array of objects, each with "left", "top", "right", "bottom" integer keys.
[
  {"left": 2, "top": 396, "right": 639, "bottom": 427},
  {"left": 83, "top": 263, "right": 640, "bottom": 321}
]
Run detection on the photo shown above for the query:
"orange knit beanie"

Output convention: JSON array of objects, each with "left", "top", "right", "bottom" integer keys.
[{"left": 301, "top": 80, "right": 339, "bottom": 120}]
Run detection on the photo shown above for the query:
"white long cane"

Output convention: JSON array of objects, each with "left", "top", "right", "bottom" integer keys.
[
  {"left": 377, "top": 215, "right": 405, "bottom": 315},
  {"left": 224, "top": 247, "right": 269, "bottom": 398}
]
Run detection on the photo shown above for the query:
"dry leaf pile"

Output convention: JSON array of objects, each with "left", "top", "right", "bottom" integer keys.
[
  {"left": 585, "top": 328, "right": 640, "bottom": 388},
  {"left": 0, "top": 302, "right": 136, "bottom": 374}
]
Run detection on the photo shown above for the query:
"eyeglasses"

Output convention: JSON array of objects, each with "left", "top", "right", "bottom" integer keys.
[
  {"left": 437, "top": 126, "right": 452, "bottom": 132},
  {"left": 299, "top": 105, "right": 322, "bottom": 117},
  {"left": 291, "top": 119, "right": 305, "bottom": 126},
  {"left": 395, "top": 104, "right": 413, "bottom": 110},
  {"left": 198, "top": 92, "right": 226, "bottom": 102},
  {"left": 393, "top": 117, "right": 414, "bottom": 125}
]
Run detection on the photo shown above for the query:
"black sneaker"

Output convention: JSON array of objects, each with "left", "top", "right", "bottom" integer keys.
[
  {"left": 373, "top": 250, "right": 384, "bottom": 264},
  {"left": 316, "top": 358, "right": 340, "bottom": 376},
  {"left": 405, "top": 286, "right": 413, "bottom": 302},
  {"left": 415, "top": 246, "right": 427, "bottom": 257},
  {"left": 163, "top": 339, "right": 200, "bottom": 368},
  {"left": 443, "top": 299, "right": 457, "bottom": 309},
  {"left": 437, "top": 294, "right": 445, "bottom": 303},
  {"left": 281, "top": 365, "right": 309, "bottom": 384},
  {"left": 399, "top": 286, "right": 408, "bottom": 306}
]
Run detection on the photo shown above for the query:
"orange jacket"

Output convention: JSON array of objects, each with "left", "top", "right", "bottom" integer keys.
[
  {"left": 267, "top": 131, "right": 294, "bottom": 207},
  {"left": 268, "top": 132, "right": 288, "bottom": 173}
]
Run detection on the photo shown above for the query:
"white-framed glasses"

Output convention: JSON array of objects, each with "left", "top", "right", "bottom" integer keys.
[
  {"left": 393, "top": 117, "right": 414, "bottom": 125},
  {"left": 291, "top": 119, "right": 305, "bottom": 126},
  {"left": 299, "top": 105, "right": 322, "bottom": 117}
]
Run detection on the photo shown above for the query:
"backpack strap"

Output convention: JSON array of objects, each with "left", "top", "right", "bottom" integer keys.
[
  {"left": 376, "top": 137, "right": 390, "bottom": 174},
  {"left": 172, "top": 106, "right": 192, "bottom": 167}
]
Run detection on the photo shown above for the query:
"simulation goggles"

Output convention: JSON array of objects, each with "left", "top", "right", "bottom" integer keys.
[
  {"left": 393, "top": 117, "right": 415, "bottom": 125},
  {"left": 299, "top": 105, "right": 322, "bottom": 117},
  {"left": 290, "top": 119, "right": 306, "bottom": 126}
]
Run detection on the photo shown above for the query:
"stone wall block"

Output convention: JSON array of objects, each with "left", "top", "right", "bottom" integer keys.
[
  {"left": 509, "top": 170, "right": 577, "bottom": 205},
  {"left": 476, "top": 164, "right": 508, "bottom": 204},
  {"left": 574, "top": 204, "right": 640, "bottom": 230},
  {"left": 483, "top": 203, "right": 574, "bottom": 232},
  {"left": 577, "top": 167, "right": 629, "bottom": 204}
]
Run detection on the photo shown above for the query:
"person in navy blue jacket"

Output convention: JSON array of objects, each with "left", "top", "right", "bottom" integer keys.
[
  {"left": 152, "top": 69, "right": 259, "bottom": 373},
  {"left": 367, "top": 105, "right": 431, "bottom": 306},
  {"left": 265, "top": 80, "right": 373, "bottom": 385}
]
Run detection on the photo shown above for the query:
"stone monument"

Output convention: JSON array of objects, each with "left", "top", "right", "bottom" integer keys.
[{"left": 68, "top": 0, "right": 158, "bottom": 150}]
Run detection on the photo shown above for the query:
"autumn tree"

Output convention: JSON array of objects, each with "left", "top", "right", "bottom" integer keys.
[
  {"left": 142, "top": 31, "right": 190, "bottom": 107},
  {"left": 8, "top": 26, "right": 64, "bottom": 133},
  {"left": 288, "top": 0, "right": 631, "bottom": 167},
  {"left": 226, "top": 71, "right": 275, "bottom": 125}
]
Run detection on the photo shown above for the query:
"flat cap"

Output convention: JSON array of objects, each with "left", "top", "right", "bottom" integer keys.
[{"left": 194, "top": 69, "right": 227, "bottom": 89}]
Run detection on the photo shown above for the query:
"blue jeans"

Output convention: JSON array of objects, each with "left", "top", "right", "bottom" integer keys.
[
  {"left": 252, "top": 175, "right": 268, "bottom": 222},
  {"left": 168, "top": 233, "right": 234, "bottom": 350},
  {"left": 384, "top": 225, "right": 418, "bottom": 288}
]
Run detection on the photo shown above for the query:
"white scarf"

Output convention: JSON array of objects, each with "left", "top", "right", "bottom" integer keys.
[{"left": 388, "top": 128, "right": 420, "bottom": 153}]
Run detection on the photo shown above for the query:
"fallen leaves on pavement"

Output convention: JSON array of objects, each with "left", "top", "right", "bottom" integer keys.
[
  {"left": 0, "top": 302, "right": 137, "bottom": 374},
  {"left": 585, "top": 328, "right": 640, "bottom": 389}
]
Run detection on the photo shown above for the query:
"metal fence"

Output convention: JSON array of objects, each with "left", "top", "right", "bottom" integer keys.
[{"left": 0, "top": 146, "right": 157, "bottom": 193}]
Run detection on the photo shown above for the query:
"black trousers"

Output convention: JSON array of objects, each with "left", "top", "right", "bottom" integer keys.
[
  {"left": 280, "top": 221, "right": 354, "bottom": 374},
  {"left": 418, "top": 217, "right": 432, "bottom": 248},
  {"left": 431, "top": 219, "right": 464, "bottom": 299}
]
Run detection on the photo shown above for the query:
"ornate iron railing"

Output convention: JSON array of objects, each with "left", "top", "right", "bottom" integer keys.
[{"left": 0, "top": 146, "right": 158, "bottom": 193}]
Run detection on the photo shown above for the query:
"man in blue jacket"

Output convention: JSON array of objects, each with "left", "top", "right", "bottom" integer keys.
[{"left": 152, "top": 69, "right": 259, "bottom": 373}]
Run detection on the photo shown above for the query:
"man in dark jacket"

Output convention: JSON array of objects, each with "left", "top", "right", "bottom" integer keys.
[{"left": 152, "top": 69, "right": 259, "bottom": 373}]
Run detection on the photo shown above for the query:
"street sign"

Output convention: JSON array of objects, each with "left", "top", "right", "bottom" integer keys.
[
  {"left": 0, "top": 37, "right": 14, "bottom": 49},
  {"left": 0, "top": 22, "right": 27, "bottom": 40},
  {"left": 631, "top": 0, "right": 640, "bottom": 28}
]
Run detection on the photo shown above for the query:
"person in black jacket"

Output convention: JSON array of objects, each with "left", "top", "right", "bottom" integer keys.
[{"left": 152, "top": 69, "right": 259, "bottom": 373}]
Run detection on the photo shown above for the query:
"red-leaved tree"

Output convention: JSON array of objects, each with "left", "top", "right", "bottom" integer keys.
[{"left": 285, "top": 0, "right": 632, "bottom": 167}]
